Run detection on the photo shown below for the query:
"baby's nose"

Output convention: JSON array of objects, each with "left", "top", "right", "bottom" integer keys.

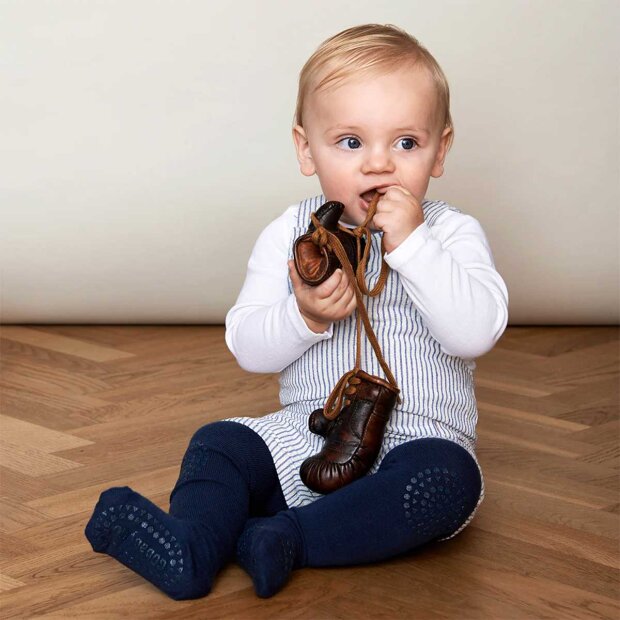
[{"left": 361, "top": 147, "right": 395, "bottom": 174}]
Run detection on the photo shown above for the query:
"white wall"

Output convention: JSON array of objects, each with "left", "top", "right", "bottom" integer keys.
[{"left": 1, "top": 0, "right": 618, "bottom": 324}]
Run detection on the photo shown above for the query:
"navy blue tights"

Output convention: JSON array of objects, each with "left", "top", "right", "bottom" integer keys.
[{"left": 85, "top": 421, "right": 481, "bottom": 599}]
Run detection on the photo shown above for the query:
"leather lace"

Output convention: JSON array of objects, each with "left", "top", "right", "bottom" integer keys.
[{"left": 308, "top": 193, "right": 400, "bottom": 419}]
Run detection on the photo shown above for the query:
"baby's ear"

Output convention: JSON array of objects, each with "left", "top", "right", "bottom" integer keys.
[
  {"left": 292, "top": 125, "right": 316, "bottom": 176},
  {"left": 430, "top": 127, "right": 453, "bottom": 178}
]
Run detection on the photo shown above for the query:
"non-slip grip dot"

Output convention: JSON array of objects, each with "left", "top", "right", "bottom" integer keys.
[{"left": 403, "top": 468, "right": 470, "bottom": 539}]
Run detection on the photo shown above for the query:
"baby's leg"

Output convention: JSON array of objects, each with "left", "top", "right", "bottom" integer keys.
[
  {"left": 85, "top": 421, "right": 285, "bottom": 600},
  {"left": 237, "top": 438, "right": 481, "bottom": 597}
]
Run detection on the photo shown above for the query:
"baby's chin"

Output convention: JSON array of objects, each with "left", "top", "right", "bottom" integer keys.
[
  {"left": 340, "top": 211, "right": 380, "bottom": 231},
  {"left": 339, "top": 211, "right": 363, "bottom": 228}
]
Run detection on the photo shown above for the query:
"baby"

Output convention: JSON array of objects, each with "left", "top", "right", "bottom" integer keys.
[{"left": 85, "top": 23, "right": 509, "bottom": 600}]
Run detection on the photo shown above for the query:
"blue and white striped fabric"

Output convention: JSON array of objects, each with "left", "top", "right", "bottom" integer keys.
[{"left": 226, "top": 195, "right": 485, "bottom": 523}]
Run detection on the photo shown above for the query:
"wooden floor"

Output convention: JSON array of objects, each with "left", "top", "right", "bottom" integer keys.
[{"left": 0, "top": 325, "right": 618, "bottom": 619}]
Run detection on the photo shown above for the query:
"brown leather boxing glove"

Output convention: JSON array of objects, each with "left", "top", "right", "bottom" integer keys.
[
  {"left": 300, "top": 370, "right": 400, "bottom": 494},
  {"left": 293, "top": 201, "right": 365, "bottom": 286}
]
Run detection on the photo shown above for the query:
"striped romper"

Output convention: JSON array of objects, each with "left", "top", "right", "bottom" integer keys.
[{"left": 225, "top": 194, "right": 508, "bottom": 530}]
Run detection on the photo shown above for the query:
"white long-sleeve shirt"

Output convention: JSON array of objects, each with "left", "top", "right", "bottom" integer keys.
[{"left": 226, "top": 198, "right": 508, "bottom": 373}]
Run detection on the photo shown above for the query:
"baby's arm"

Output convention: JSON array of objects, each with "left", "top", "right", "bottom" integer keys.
[
  {"left": 225, "top": 207, "right": 354, "bottom": 373},
  {"left": 384, "top": 210, "right": 509, "bottom": 360}
]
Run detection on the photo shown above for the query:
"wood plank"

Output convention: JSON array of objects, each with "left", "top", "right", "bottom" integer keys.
[
  {"left": 0, "top": 327, "right": 135, "bottom": 362},
  {"left": 0, "top": 497, "right": 48, "bottom": 533},
  {"left": 0, "top": 415, "right": 93, "bottom": 453},
  {"left": 26, "top": 467, "right": 179, "bottom": 518},
  {"left": 474, "top": 375, "right": 553, "bottom": 397},
  {"left": 0, "top": 440, "right": 84, "bottom": 477},
  {"left": 0, "top": 573, "right": 26, "bottom": 593}
]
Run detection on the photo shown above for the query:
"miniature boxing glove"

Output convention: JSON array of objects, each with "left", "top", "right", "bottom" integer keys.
[
  {"left": 300, "top": 370, "right": 400, "bottom": 494},
  {"left": 293, "top": 201, "right": 365, "bottom": 286}
]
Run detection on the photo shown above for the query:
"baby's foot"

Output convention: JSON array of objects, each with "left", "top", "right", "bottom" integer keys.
[
  {"left": 85, "top": 486, "right": 220, "bottom": 600},
  {"left": 236, "top": 514, "right": 304, "bottom": 598}
]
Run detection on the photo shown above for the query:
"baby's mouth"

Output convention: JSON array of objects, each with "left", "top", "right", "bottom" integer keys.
[{"left": 360, "top": 189, "right": 379, "bottom": 205}]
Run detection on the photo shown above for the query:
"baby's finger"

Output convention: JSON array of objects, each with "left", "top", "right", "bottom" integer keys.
[
  {"left": 316, "top": 269, "right": 343, "bottom": 299},
  {"left": 383, "top": 185, "right": 411, "bottom": 199},
  {"left": 332, "top": 286, "right": 357, "bottom": 318},
  {"left": 371, "top": 213, "right": 384, "bottom": 231},
  {"left": 288, "top": 260, "right": 304, "bottom": 290},
  {"left": 344, "top": 290, "right": 357, "bottom": 314},
  {"left": 374, "top": 197, "right": 395, "bottom": 213},
  {"left": 330, "top": 278, "right": 355, "bottom": 307}
]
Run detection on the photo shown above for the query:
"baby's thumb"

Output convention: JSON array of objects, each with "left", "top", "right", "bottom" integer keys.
[{"left": 288, "top": 259, "right": 301, "bottom": 289}]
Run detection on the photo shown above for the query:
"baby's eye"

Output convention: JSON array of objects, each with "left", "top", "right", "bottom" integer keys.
[
  {"left": 337, "top": 137, "right": 362, "bottom": 150},
  {"left": 396, "top": 137, "right": 417, "bottom": 150}
]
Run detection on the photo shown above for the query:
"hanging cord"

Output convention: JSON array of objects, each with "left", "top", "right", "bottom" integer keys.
[
  {"left": 308, "top": 193, "right": 401, "bottom": 420},
  {"left": 310, "top": 193, "right": 389, "bottom": 298}
]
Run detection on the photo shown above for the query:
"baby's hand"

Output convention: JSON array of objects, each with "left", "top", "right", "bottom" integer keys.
[
  {"left": 372, "top": 186, "right": 424, "bottom": 253},
  {"left": 288, "top": 260, "right": 357, "bottom": 333}
]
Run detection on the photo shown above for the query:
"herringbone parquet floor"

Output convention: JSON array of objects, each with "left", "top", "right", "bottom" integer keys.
[{"left": 0, "top": 325, "right": 618, "bottom": 619}]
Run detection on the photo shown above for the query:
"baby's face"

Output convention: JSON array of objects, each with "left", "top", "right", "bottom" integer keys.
[{"left": 294, "top": 65, "right": 452, "bottom": 226}]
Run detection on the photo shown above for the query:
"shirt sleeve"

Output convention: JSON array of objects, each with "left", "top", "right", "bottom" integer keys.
[
  {"left": 384, "top": 210, "right": 509, "bottom": 360},
  {"left": 225, "top": 206, "right": 333, "bottom": 373}
]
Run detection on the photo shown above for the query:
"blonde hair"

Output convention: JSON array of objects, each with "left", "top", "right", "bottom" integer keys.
[{"left": 295, "top": 24, "right": 454, "bottom": 149}]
